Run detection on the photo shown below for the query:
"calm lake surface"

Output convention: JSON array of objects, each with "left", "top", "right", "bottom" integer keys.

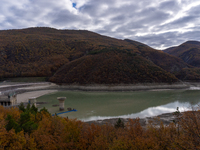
[{"left": 37, "top": 88, "right": 200, "bottom": 121}]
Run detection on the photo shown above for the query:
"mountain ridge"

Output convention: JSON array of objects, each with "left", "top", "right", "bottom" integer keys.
[
  {"left": 163, "top": 40, "right": 200, "bottom": 81},
  {"left": 0, "top": 27, "right": 199, "bottom": 83}
]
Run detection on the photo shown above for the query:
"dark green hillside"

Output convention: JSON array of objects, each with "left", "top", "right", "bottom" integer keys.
[{"left": 50, "top": 50, "right": 178, "bottom": 84}]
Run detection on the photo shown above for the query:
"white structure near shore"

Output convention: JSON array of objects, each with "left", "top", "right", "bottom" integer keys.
[
  {"left": 57, "top": 97, "right": 66, "bottom": 111},
  {"left": 0, "top": 93, "right": 17, "bottom": 106}
]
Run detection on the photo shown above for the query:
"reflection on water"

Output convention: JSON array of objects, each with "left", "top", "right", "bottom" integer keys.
[
  {"left": 37, "top": 88, "right": 200, "bottom": 122},
  {"left": 190, "top": 86, "right": 200, "bottom": 90},
  {"left": 83, "top": 101, "right": 197, "bottom": 121}
]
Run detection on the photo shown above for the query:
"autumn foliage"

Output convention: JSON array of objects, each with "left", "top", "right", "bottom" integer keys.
[
  {"left": 0, "top": 27, "right": 198, "bottom": 83},
  {"left": 49, "top": 50, "right": 178, "bottom": 84},
  {"left": 0, "top": 105, "right": 200, "bottom": 149}
]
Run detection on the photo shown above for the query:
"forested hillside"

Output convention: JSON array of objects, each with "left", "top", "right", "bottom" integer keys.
[
  {"left": 50, "top": 50, "right": 177, "bottom": 84},
  {"left": 0, "top": 27, "right": 199, "bottom": 83},
  {"left": 0, "top": 27, "right": 138, "bottom": 79}
]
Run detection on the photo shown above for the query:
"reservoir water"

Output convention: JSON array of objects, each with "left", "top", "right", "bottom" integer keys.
[{"left": 37, "top": 88, "right": 200, "bottom": 121}]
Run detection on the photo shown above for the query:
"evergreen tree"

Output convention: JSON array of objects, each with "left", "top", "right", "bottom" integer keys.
[
  {"left": 5, "top": 114, "right": 21, "bottom": 133},
  {"left": 40, "top": 107, "right": 50, "bottom": 114},
  {"left": 18, "top": 102, "right": 25, "bottom": 112},
  {"left": 5, "top": 103, "right": 40, "bottom": 134},
  {"left": 30, "top": 104, "right": 38, "bottom": 115},
  {"left": 115, "top": 118, "right": 125, "bottom": 128}
]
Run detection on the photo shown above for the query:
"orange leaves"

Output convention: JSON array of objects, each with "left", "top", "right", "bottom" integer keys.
[
  {"left": 0, "top": 106, "right": 20, "bottom": 121},
  {"left": 2, "top": 105, "right": 200, "bottom": 149},
  {"left": 32, "top": 117, "right": 60, "bottom": 149},
  {"left": 177, "top": 111, "right": 200, "bottom": 149},
  {"left": 32, "top": 116, "right": 83, "bottom": 150},
  {"left": 0, "top": 129, "right": 26, "bottom": 149}
]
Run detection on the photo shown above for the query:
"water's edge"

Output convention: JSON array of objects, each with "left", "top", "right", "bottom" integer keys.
[
  {"left": 55, "top": 82, "right": 191, "bottom": 91},
  {"left": 1, "top": 82, "right": 200, "bottom": 93},
  {"left": 86, "top": 112, "right": 181, "bottom": 129}
]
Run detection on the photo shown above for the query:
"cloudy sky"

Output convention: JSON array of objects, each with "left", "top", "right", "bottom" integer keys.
[{"left": 0, "top": 0, "right": 200, "bottom": 49}]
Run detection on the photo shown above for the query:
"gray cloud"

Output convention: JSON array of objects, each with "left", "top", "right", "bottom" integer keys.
[
  {"left": 0, "top": 0, "right": 200, "bottom": 49},
  {"left": 158, "top": 0, "right": 180, "bottom": 11}
]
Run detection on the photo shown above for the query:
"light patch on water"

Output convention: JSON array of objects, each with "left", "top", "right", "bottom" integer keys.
[
  {"left": 190, "top": 87, "right": 200, "bottom": 90},
  {"left": 86, "top": 110, "right": 95, "bottom": 115}
]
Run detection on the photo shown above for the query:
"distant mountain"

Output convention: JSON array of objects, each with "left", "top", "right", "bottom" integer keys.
[
  {"left": 125, "top": 40, "right": 190, "bottom": 73},
  {"left": 163, "top": 41, "right": 200, "bottom": 81},
  {"left": 0, "top": 27, "right": 199, "bottom": 83},
  {"left": 164, "top": 41, "right": 200, "bottom": 67}
]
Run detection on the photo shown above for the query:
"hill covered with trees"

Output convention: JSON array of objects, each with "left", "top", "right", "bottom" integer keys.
[
  {"left": 0, "top": 27, "right": 199, "bottom": 83},
  {"left": 49, "top": 50, "right": 177, "bottom": 84}
]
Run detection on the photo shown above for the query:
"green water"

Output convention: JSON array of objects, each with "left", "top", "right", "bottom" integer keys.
[{"left": 37, "top": 89, "right": 200, "bottom": 121}]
